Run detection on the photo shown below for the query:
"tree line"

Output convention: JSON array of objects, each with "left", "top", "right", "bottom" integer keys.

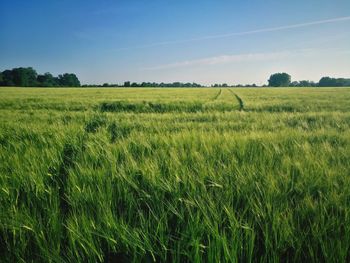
[
  {"left": 0, "top": 67, "right": 349, "bottom": 87},
  {"left": 81, "top": 75, "right": 350, "bottom": 88},
  {"left": 267, "top": 72, "right": 350, "bottom": 87},
  {"left": 83, "top": 81, "right": 203, "bottom": 88},
  {"left": 0, "top": 67, "right": 80, "bottom": 87}
]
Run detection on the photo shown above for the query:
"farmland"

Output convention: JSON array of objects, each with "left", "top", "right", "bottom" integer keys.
[{"left": 1, "top": 87, "right": 350, "bottom": 262}]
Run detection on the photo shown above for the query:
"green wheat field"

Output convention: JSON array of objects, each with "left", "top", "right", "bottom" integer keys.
[{"left": 1, "top": 87, "right": 350, "bottom": 262}]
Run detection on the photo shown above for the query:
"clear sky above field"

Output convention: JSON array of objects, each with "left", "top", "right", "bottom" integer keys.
[{"left": 1, "top": 0, "right": 350, "bottom": 85}]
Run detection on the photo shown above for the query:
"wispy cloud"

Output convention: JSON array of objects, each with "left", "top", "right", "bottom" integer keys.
[
  {"left": 143, "top": 50, "right": 297, "bottom": 70},
  {"left": 143, "top": 48, "right": 350, "bottom": 71},
  {"left": 116, "top": 16, "right": 350, "bottom": 51}
]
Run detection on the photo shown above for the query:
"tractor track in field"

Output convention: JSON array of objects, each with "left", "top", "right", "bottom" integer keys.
[
  {"left": 204, "top": 89, "right": 222, "bottom": 106},
  {"left": 212, "top": 88, "right": 222, "bottom": 100},
  {"left": 228, "top": 89, "right": 244, "bottom": 111}
]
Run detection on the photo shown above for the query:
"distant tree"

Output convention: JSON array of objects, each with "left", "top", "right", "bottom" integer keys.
[
  {"left": 268, "top": 73, "right": 291, "bottom": 87},
  {"left": 319, "top": 77, "right": 335, "bottom": 87},
  {"left": 58, "top": 73, "right": 80, "bottom": 87},
  {"left": 318, "top": 77, "right": 350, "bottom": 87},
  {"left": 11, "top": 67, "right": 38, "bottom": 86},
  {"left": 0, "top": 67, "right": 81, "bottom": 87},
  {"left": 102, "top": 83, "right": 109, "bottom": 87},
  {"left": 124, "top": 81, "right": 130, "bottom": 87},
  {"left": 37, "top": 72, "right": 58, "bottom": 87},
  {"left": 340, "top": 78, "right": 350, "bottom": 86},
  {"left": 290, "top": 80, "right": 315, "bottom": 87},
  {"left": 290, "top": 81, "right": 298, "bottom": 87},
  {"left": 1, "top": 70, "right": 15, "bottom": 86},
  {"left": 299, "top": 80, "right": 316, "bottom": 87}
]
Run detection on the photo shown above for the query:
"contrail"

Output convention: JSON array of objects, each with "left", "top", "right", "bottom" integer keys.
[
  {"left": 115, "top": 16, "right": 350, "bottom": 51},
  {"left": 187, "top": 16, "right": 350, "bottom": 41},
  {"left": 143, "top": 48, "right": 350, "bottom": 71},
  {"left": 143, "top": 51, "right": 295, "bottom": 70}
]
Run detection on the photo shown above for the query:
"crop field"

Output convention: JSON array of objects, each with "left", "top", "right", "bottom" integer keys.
[{"left": 1, "top": 87, "right": 350, "bottom": 262}]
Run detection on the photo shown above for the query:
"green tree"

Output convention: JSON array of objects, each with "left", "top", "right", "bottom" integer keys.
[
  {"left": 1, "top": 70, "right": 15, "bottom": 86},
  {"left": 37, "top": 72, "right": 59, "bottom": 87},
  {"left": 268, "top": 73, "right": 291, "bottom": 87},
  {"left": 318, "top": 77, "right": 334, "bottom": 87},
  {"left": 58, "top": 73, "right": 81, "bottom": 87},
  {"left": 318, "top": 77, "right": 350, "bottom": 87},
  {"left": 11, "top": 67, "right": 38, "bottom": 86},
  {"left": 290, "top": 80, "right": 316, "bottom": 87},
  {"left": 299, "top": 80, "right": 315, "bottom": 87}
]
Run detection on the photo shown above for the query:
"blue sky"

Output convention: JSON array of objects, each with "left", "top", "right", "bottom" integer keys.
[{"left": 1, "top": 0, "right": 350, "bottom": 85}]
